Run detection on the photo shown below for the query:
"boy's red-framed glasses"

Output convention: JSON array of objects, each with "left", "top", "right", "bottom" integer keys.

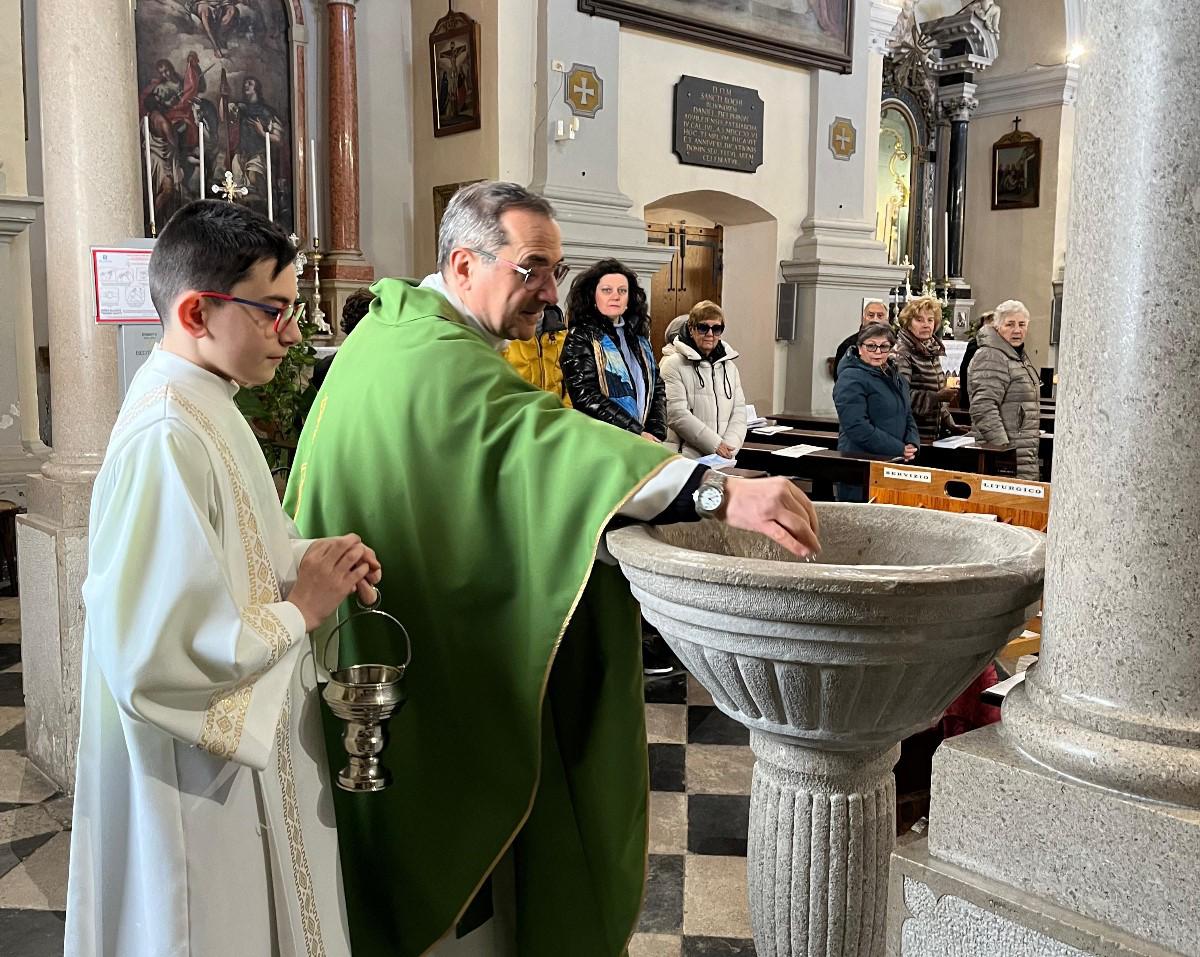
[{"left": 199, "top": 292, "right": 306, "bottom": 334}]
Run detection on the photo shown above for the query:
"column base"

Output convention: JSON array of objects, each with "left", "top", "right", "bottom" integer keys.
[
  {"left": 749, "top": 732, "right": 898, "bottom": 957},
  {"left": 888, "top": 836, "right": 1177, "bottom": 957},
  {"left": 926, "top": 724, "right": 1200, "bottom": 955},
  {"left": 15, "top": 470, "right": 96, "bottom": 791}
]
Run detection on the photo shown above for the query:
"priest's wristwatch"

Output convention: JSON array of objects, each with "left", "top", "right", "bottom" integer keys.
[{"left": 693, "top": 469, "right": 729, "bottom": 520}]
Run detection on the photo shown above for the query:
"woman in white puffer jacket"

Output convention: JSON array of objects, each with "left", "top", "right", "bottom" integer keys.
[{"left": 660, "top": 300, "right": 748, "bottom": 459}]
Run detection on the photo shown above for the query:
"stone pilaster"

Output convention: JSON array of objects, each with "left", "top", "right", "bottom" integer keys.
[
  {"left": 749, "top": 736, "right": 897, "bottom": 957},
  {"left": 16, "top": 0, "right": 139, "bottom": 789},
  {"left": 779, "top": 0, "right": 907, "bottom": 415},
  {"left": 527, "top": 2, "right": 672, "bottom": 293},
  {"left": 938, "top": 84, "right": 977, "bottom": 283},
  {"left": 894, "top": 1, "right": 1200, "bottom": 952}
]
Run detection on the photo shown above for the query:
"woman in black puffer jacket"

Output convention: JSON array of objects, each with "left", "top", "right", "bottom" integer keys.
[{"left": 560, "top": 259, "right": 667, "bottom": 442}]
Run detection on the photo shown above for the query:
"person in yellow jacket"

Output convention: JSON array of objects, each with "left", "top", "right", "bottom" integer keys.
[{"left": 503, "top": 303, "right": 572, "bottom": 406}]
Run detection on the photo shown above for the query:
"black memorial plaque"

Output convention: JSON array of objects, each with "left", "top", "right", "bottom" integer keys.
[{"left": 673, "top": 75, "right": 764, "bottom": 173}]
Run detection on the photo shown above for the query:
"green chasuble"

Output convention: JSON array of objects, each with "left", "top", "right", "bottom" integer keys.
[{"left": 284, "top": 279, "right": 676, "bottom": 956}]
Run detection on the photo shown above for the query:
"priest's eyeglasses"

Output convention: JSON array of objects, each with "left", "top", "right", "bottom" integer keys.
[
  {"left": 467, "top": 248, "right": 570, "bottom": 287},
  {"left": 200, "top": 292, "right": 305, "bottom": 334}
]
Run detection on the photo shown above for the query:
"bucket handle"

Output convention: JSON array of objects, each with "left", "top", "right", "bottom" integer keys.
[{"left": 321, "top": 586, "right": 413, "bottom": 676}]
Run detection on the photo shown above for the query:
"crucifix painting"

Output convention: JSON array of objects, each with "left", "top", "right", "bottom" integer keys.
[
  {"left": 135, "top": 0, "right": 295, "bottom": 235},
  {"left": 429, "top": 10, "right": 482, "bottom": 138}
]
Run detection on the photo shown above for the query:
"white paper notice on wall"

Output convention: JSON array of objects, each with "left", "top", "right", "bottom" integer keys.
[
  {"left": 93, "top": 247, "right": 158, "bottom": 324},
  {"left": 980, "top": 478, "right": 1046, "bottom": 499},
  {"left": 883, "top": 465, "right": 932, "bottom": 484}
]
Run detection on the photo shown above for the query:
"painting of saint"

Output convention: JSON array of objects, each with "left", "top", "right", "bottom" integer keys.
[
  {"left": 578, "top": 0, "right": 852, "bottom": 71},
  {"left": 135, "top": 0, "right": 295, "bottom": 233}
]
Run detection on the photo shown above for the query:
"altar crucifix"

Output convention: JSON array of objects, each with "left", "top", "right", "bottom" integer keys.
[{"left": 212, "top": 170, "right": 249, "bottom": 203}]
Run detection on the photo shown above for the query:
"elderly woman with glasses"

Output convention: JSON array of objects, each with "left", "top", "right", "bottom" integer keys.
[
  {"left": 561, "top": 258, "right": 667, "bottom": 442},
  {"left": 834, "top": 322, "right": 920, "bottom": 500},
  {"left": 659, "top": 300, "right": 747, "bottom": 460}
]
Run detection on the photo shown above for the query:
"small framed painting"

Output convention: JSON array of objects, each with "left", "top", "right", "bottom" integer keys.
[
  {"left": 991, "top": 129, "right": 1041, "bottom": 210},
  {"left": 429, "top": 10, "right": 482, "bottom": 138}
]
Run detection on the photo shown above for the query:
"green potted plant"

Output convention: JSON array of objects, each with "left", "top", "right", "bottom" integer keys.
[{"left": 235, "top": 301, "right": 320, "bottom": 474}]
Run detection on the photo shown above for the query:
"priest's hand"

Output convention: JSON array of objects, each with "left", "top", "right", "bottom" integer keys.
[
  {"left": 290, "top": 534, "right": 382, "bottom": 632},
  {"left": 722, "top": 477, "right": 821, "bottom": 559}
]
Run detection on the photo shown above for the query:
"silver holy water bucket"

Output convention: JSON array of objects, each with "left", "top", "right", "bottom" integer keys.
[{"left": 321, "top": 589, "right": 412, "bottom": 793}]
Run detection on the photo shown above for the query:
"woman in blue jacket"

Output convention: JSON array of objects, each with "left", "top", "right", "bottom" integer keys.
[{"left": 833, "top": 322, "right": 920, "bottom": 501}]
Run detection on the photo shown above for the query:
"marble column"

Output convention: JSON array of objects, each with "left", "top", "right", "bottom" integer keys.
[
  {"left": 16, "top": 0, "right": 138, "bottom": 788},
  {"left": 527, "top": 1, "right": 673, "bottom": 292},
  {"left": 779, "top": 0, "right": 907, "bottom": 415},
  {"left": 749, "top": 736, "right": 897, "bottom": 957},
  {"left": 891, "top": 2, "right": 1200, "bottom": 952},
  {"left": 321, "top": 0, "right": 374, "bottom": 330},
  {"left": 939, "top": 84, "right": 976, "bottom": 282}
]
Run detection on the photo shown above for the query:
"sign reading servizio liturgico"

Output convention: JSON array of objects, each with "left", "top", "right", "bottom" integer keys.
[{"left": 673, "top": 75, "right": 764, "bottom": 173}]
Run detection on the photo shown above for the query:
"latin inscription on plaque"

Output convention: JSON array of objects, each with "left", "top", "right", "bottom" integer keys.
[{"left": 673, "top": 75, "right": 764, "bottom": 173}]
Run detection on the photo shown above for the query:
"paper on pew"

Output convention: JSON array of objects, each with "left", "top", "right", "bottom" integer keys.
[
  {"left": 931, "top": 435, "right": 976, "bottom": 448},
  {"left": 771, "top": 444, "right": 826, "bottom": 459},
  {"left": 696, "top": 453, "right": 738, "bottom": 469},
  {"left": 752, "top": 425, "right": 792, "bottom": 435},
  {"left": 983, "top": 671, "right": 1027, "bottom": 702}
]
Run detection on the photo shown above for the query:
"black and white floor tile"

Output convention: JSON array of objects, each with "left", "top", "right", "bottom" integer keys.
[
  {"left": 634, "top": 671, "right": 758, "bottom": 957},
  {"left": 0, "top": 602, "right": 759, "bottom": 956},
  {"left": 0, "top": 597, "right": 71, "bottom": 957}
]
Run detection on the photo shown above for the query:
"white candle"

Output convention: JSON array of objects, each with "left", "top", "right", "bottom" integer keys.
[
  {"left": 942, "top": 211, "right": 949, "bottom": 279},
  {"left": 265, "top": 128, "right": 273, "bottom": 222},
  {"left": 143, "top": 115, "right": 156, "bottom": 236},
  {"left": 309, "top": 138, "right": 319, "bottom": 244},
  {"left": 198, "top": 121, "right": 206, "bottom": 200}
]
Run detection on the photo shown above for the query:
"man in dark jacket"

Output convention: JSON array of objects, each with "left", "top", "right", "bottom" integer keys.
[
  {"left": 958, "top": 310, "right": 995, "bottom": 410},
  {"left": 833, "top": 299, "right": 889, "bottom": 382}
]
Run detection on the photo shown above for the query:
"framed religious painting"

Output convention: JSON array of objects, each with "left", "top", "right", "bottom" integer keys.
[
  {"left": 429, "top": 10, "right": 482, "bottom": 138},
  {"left": 432, "top": 180, "right": 484, "bottom": 258},
  {"left": 134, "top": 0, "right": 297, "bottom": 235},
  {"left": 992, "top": 127, "right": 1042, "bottom": 210},
  {"left": 578, "top": 0, "right": 852, "bottom": 73}
]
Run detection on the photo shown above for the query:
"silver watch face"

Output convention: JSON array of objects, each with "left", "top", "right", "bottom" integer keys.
[{"left": 697, "top": 485, "right": 724, "bottom": 513}]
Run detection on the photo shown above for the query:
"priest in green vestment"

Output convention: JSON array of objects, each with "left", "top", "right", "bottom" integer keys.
[{"left": 284, "top": 182, "right": 820, "bottom": 956}]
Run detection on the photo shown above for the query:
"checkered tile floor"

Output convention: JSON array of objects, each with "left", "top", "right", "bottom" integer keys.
[
  {"left": 0, "top": 601, "right": 758, "bottom": 956},
  {"left": 0, "top": 597, "right": 71, "bottom": 957},
  {"left": 636, "top": 672, "right": 757, "bottom": 957}
]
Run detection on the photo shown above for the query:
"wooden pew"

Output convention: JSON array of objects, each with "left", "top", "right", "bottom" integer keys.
[
  {"left": 735, "top": 442, "right": 891, "bottom": 500},
  {"left": 751, "top": 425, "right": 1019, "bottom": 476}
]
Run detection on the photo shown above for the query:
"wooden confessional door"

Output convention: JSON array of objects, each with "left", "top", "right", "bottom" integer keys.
[{"left": 647, "top": 222, "right": 724, "bottom": 356}]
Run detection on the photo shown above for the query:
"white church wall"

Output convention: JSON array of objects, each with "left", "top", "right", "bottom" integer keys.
[
  {"left": 358, "top": 0, "right": 416, "bottom": 278},
  {"left": 618, "top": 27, "right": 813, "bottom": 418},
  {"left": 962, "top": 0, "right": 1073, "bottom": 371},
  {"left": 409, "top": 0, "right": 500, "bottom": 276}
]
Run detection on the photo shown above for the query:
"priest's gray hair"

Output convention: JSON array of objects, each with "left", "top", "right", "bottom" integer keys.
[
  {"left": 994, "top": 299, "right": 1030, "bottom": 324},
  {"left": 437, "top": 181, "right": 556, "bottom": 271}
]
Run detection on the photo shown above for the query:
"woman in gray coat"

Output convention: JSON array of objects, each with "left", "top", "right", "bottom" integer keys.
[{"left": 968, "top": 299, "right": 1042, "bottom": 479}]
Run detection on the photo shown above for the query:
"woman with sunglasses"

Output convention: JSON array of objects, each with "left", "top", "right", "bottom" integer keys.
[
  {"left": 660, "top": 300, "right": 747, "bottom": 460},
  {"left": 833, "top": 322, "right": 920, "bottom": 501},
  {"left": 561, "top": 259, "right": 667, "bottom": 442}
]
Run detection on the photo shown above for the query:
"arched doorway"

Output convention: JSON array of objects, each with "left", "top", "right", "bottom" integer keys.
[{"left": 643, "top": 191, "right": 779, "bottom": 414}]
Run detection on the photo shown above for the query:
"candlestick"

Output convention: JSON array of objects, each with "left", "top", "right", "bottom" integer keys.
[
  {"left": 142, "top": 115, "right": 156, "bottom": 237},
  {"left": 309, "top": 242, "right": 330, "bottom": 335},
  {"left": 265, "top": 128, "right": 274, "bottom": 222},
  {"left": 198, "top": 121, "right": 206, "bottom": 201},
  {"left": 309, "top": 138, "right": 319, "bottom": 242}
]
